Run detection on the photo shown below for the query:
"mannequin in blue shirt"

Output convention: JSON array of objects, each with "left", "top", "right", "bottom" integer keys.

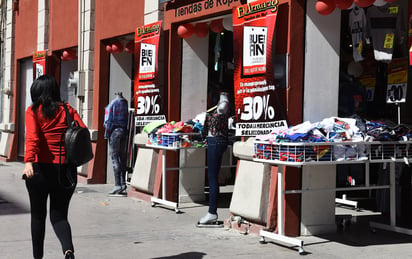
[{"left": 104, "top": 92, "right": 129, "bottom": 195}]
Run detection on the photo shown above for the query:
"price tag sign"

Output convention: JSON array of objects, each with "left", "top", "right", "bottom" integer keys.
[{"left": 386, "top": 83, "right": 407, "bottom": 103}]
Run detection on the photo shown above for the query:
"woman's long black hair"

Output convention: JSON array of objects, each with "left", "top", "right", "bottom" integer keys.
[{"left": 30, "top": 74, "right": 62, "bottom": 119}]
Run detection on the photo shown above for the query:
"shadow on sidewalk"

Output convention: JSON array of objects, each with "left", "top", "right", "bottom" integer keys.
[
  {"left": 0, "top": 195, "right": 29, "bottom": 215},
  {"left": 152, "top": 251, "right": 207, "bottom": 259},
  {"left": 313, "top": 214, "right": 412, "bottom": 247}
]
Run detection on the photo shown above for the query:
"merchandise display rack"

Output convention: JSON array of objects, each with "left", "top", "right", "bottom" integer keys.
[
  {"left": 253, "top": 140, "right": 412, "bottom": 254},
  {"left": 146, "top": 132, "right": 236, "bottom": 213},
  {"left": 147, "top": 132, "right": 204, "bottom": 213}
]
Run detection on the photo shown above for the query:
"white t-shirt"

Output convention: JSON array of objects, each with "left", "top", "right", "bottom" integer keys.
[{"left": 349, "top": 7, "right": 368, "bottom": 62}]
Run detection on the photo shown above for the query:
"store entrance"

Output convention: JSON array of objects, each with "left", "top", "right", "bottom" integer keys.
[
  {"left": 337, "top": 1, "right": 412, "bottom": 226},
  {"left": 207, "top": 22, "right": 236, "bottom": 186},
  {"left": 106, "top": 50, "right": 133, "bottom": 184}
]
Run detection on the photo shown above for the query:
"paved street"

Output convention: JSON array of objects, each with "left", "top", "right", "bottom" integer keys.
[{"left": 1, "top": 161, "right": 412, "bottom": 258}]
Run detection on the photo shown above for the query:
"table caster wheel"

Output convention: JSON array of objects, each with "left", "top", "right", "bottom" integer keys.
[
  {"left": 175, "top": 208, "right": 181, "bottom": 213},
  {"left": 151, "top": 202, "right": 155, "bottom": 207},
  {"left": 298, "top": 247, "right": 305, "bottom": 255},
  {"left": 259, "top": 236, "right": 266, "bottom": 244}
]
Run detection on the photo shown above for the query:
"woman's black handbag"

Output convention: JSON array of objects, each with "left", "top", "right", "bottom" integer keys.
[{"left": 60, "top": 102, "right": 94, "bottom": 167}]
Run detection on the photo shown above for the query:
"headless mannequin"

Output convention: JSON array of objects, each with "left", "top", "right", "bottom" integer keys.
[
  {"left": 216, "top": 92, "right": 229, "bottom": 114},
  {"left": 198, "top": 91, "right": 230, "bottom": 226},
  {"left": 115, "top": 92, "right": 124, "bottom": 99},
  {"left": 106, "top": 91, "right": 129, "bottom": 195}
]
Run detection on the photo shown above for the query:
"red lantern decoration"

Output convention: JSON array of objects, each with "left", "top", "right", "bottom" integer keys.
[
  {"left": 210, "top": 19, "right": 224, "bottom": 33},
  {"left": 111, "top": 41, "right": 124, "bottom": 53},
  {"left": 315, "top": 0, "right": 336, "bottom": 16},
  {"left": 106, "top": 44, "right": 113, "bottom": 53},
  {"left": 62, "top": 50, "right": 71, "bottom": 59},
  {"left": 354, "top": 0, "right": 374, "bottom": 7},
  {"left": 61, "top": 49, "right": 77, "bottom": 61},
  {"left": 177, "top": 24, "right": 194, "bottom": 39},
  {"left": 335, "top": 0, "right": 353, "bottom": 9},
  {"left": 194, "top": 22, "right": 209, "bottom": 38},
  {"left": 125, "top": 41, "right": 134, "bottom": 54}
]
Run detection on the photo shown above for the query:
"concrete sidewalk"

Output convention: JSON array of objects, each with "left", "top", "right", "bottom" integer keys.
[{"left": 1, "top": 161, "right": 412, "bottom": 259}]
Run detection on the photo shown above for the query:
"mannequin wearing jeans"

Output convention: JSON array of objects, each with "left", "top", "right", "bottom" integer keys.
[
  {"left": 104, "top": 92, "right": 129, "bottom": 195},
  {"left": 109, "top": 128, "right": 127, "bottom": 192},
  {"left": 198, "top": 92, "right": 230, "bottom": 225}
]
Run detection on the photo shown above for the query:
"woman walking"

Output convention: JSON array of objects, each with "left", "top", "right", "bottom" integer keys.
[{"left": 22, "top": 74, "right": 86, "bottom": 259}]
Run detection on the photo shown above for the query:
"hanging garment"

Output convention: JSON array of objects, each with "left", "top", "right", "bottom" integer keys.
[
  {"left": 366, "top": 5, "right": 406, "bottom": 63},
  {"left": 409, "top": 4, "right": 412, "bottom": 65},
  {"left": 349, "top": 7, "right": 368, "bottom": 62}
]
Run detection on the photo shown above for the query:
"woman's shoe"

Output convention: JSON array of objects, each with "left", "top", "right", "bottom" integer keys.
[{"left": 65, "top": 250, "right": 75, "bottom": 259}]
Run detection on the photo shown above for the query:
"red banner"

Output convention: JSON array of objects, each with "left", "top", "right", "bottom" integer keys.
[
  {"left": 134, "top": 21, "right": 166, "bottom": 127},
  {"left": 409, "top": 3, "right": 412, "bottom": 65},
  {"left": 233, "top": 0, "right": 287, "bottom": 136},
  {"left": 33, "top": 50, "right": 47, "bottom": 80}
]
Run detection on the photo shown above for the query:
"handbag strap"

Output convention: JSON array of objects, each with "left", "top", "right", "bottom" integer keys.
[
  {"left": 59, "top": 101, "right": 71, "bottom": 163},
  {"left": 62, "top": 101, "right": 72, "bottom": 128},
  {"left": 58, "top": 102, "right": 75, "bottom": 189}
]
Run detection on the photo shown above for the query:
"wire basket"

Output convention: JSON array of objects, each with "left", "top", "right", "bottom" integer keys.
[
  {"left": 254, "top": 140, "right": 412, "bottom": 164},
  {"left": 149, "top": 132, "right": 203, "bottom": 148}
]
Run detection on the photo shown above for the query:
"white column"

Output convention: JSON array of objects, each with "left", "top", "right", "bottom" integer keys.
[
  {"left": 78, "top": 0, "right": 95, "bottom": 129},
  {"left": 37, "top": 0, "right": 48, "bottom": 51},
  {"left": 301, "top": 0, "right": 341, "bottom": 235},
  {"left": 0, "top": 0, "right": 16, "bottom": 157}
]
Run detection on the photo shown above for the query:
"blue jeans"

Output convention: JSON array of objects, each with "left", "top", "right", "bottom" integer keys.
[
  {"left": 207, "top": 136, "right": 228, "bottom": 214},
  {"left": 109, "top": 128, "right": 127, "bottom": 187}
]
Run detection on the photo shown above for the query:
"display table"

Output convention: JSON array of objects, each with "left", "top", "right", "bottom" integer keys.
[
  {"left": 146, "top": 132, "right": 204, "bottom": 213},
  {"left": 253, "top": 140, "right": 412, "bottom": 254},
  {"left": 146, "top": 132, "right": 236, "bottom": 213},
  {"left": 146, "top": 144, "right": 204, "bottom": 213}
]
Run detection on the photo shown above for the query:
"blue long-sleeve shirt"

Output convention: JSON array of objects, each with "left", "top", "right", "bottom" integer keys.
[{"left": 104, "top": 96, "right": 128, "bottom": 139}]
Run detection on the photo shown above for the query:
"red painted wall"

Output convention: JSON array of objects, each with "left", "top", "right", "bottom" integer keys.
[
  {"left": 95, "top": 0, "right": 144, "bottom": 40},
  {"left": 49, "top": 0, "right": 78, "bottom": 51},
  {"left": 14, "top": 0, "right": 38, "bottom": 59},
  {"left": 8, "top": 0, "right": 39, "bottom": 161},
  {"left": 88, "top": 0, "right": 145, "bottom": 183}
]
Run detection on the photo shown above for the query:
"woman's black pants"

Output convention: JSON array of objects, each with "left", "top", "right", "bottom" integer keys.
[{"left": 25, "top": 163, "right": 76, "bottom": 259}]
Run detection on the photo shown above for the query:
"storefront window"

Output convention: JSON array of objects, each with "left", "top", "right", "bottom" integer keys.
[
  {"left": 337, "top": 2, "right": 411, "bottom": 212},
  {"left": 207, "top": 28, "right": 234, "bottom": 113},
  {"left": 338, "top": 1, "right": 410, "bottom": 123}
]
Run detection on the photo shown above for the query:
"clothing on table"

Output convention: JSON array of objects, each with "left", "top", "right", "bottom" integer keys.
[
  {"left": 25, "top": 163, "right": 76, "bottom": 259},
  {"left": 25, "top": 103, "right": 86, "bottom": 164},
  {"left": 349, "top": 7, "right": 368, "bottom": 62},
  {"left": 104, "top": 95, "right": 129, "bottom": 139},
  {"left": 109, "top": 128, "right": 127, "bottom": 188},
  {"left": 366, "top": 4, "right": 406, "bottom": 63}
]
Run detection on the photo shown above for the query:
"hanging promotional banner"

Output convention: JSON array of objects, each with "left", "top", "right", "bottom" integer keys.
[
  {"left": 134, "top": 21, "right": 166, "bottom": 127},
  {"left": 33, "top": 50, "right": 47, "bottom": 80},
  {"left": 386, "top": 58, "right": 408, "bottom": 104},
  {"left": 233, "top": 0, "right": 287, "bottom": 136},
  {"left": 409, "top": 4, "right": 412, "bottom": 66}
]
